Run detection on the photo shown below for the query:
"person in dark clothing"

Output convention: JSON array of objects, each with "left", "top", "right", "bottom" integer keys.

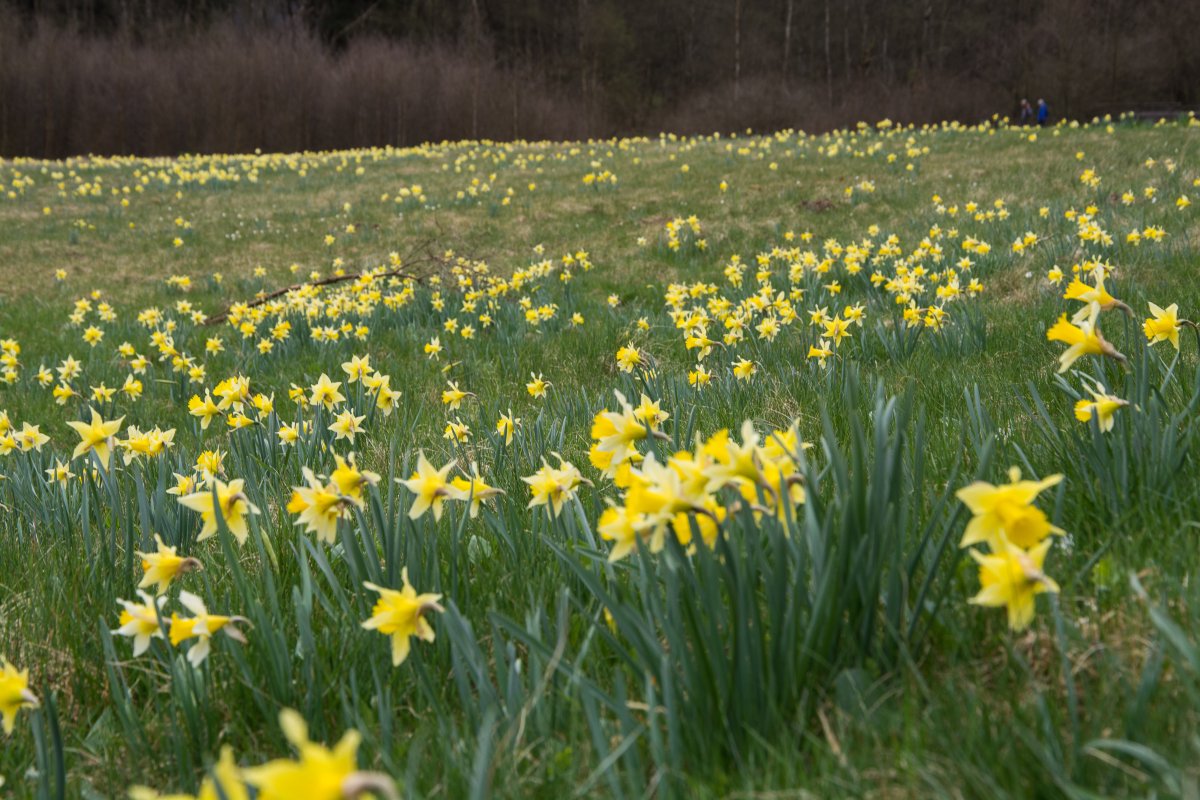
[
  {"left": 1018, "top": 99, "right": 1033, "bottom": 125},
  {"left": 1037, "top": 99, "right": 1049, "bottom": 126}
]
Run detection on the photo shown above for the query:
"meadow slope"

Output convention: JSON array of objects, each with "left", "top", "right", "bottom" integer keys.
[{"left": 0, "top": 116, "right": 1198, "bottom": 798}]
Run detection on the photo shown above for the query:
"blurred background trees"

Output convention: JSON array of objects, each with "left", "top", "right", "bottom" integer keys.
[{"left": 1, "top": 0, "right": 1197, "bottom": 156}]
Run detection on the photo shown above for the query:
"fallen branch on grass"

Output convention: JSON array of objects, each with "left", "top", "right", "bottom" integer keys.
[
  {"left": 203, "top": 231, "right": 457, "bottom": 326},
  {"left": 203, "top": 266, "right": 426, "bottom": 326}
]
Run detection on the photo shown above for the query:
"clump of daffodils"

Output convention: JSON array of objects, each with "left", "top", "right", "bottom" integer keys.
[
  {"left": 594, "top": 418, "right": 810, "bottom": 562},
  {"left": 398, "top": 452, "right": 502, "bottom": 522},
  {"left": 287, "top": 454, "right": 380, "bottom": 544},
  {"left": 111, "top": 576, "right": 250, "bottom": 666},
  {"left": 956, "top": 467, "right": 1063, "bottom": 630}
]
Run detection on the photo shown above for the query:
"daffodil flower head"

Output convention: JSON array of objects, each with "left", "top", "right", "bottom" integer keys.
[
  {"left": 0, "top": 657, "right": 38, "bottom": 734},
  {"left": 361, "top": 569, "right": 444, "bottom": 667},
  {"left": 178, "top": 478, "right": 261, "bottom": 545},
  {"left": 956, "top": 467, "right": 1064, "bottom": 550},
  {"left": 450, "top": 467, "right": 504, "bottom": 518},
  {"left": 114, "top": 590, "right": 168, "bottom": 656},
  {"left": 130, "top": 745, "right": 249, "bottom": 800},
  {"left": 522, "top": 454, "right": 586, "bottom": 516},
  {"left": 330, "top": 453, "right": 380, "bottom": 500},
  {"left": 243, "top": 709, "right": 396, "bottom": 800},
  {"left": 137, "top": 534, "right": 202, "bottom": 595},
  {"left": 969, "top": 538, "right": 1059, "bottom": 631},
  {"left": 288, "top": 467, "right": 359, "bottom": 544},
  {"left": 398, "top": 451, "right": 463, "bottom": 521},
  {"left": 589, "top": 392, "right": 649, "bottom": 478},
  {"left": 168, "top": 591, "right": 249, "bottom": 666},
  {"left": 1143, "top": 302, "right": 1181, "bottom": 349},
  {"left": 1063, "top": 270, "right": 1128, "bottom": 313},
  {"left": 1046, "top": 302, "right": 1125, "bottom": 373},
  {"left": 1073, "top": 383, "right": 1128, "bottom": 433},
  {"left": 66, "top": 407, "right": 123, "bottom": 469}
]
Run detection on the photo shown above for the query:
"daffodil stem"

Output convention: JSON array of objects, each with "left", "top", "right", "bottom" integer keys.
[
  {"left": 1050, "top": 594, "right": 1081, "bottom": 765},
  {"left": 1181, "top": 319, "right": 1200, "bottom": 352}
]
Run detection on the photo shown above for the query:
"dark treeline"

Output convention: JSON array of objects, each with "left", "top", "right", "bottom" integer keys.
[{"left": 2, "top": 0, "right": 1198, "bottom": 157}]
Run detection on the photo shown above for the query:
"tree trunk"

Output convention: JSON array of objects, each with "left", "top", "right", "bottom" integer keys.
[
  {"left": 733, "top": 0, "right": 742, "bottom": 104},
  {"left": 782, "top": 0, "right": 794, "bottom": 89},
  {"left": 843, "top": 0, "right": 851, "bottom": 80},
  {"left": 470, "top": 0, "right": 483, "bottom": 139},
  {"left": 824, "top": 0, "right": 834, "bottom": 107}
]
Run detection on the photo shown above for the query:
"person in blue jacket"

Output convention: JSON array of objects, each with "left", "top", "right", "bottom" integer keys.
[{"left": 1037, "top": 98, "right": 1049, "bottom": 126}]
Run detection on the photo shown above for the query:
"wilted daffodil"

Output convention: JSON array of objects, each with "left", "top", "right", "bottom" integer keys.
[
  {"left": 177, "top": 478, "right": 261, "bottom": 545},
  {"left": 361, "top": 569, "right": 444, "bottom": 667}
]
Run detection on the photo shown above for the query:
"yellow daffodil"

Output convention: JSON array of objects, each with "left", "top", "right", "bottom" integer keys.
[
  {"left": 243, "top": 710, "right": 394, "bottom": 800},
  {"left": 328, "top": 410, "right": 365, "bottom": 443},
  {"left": 1143, "top": 302, "right": 1181, "bottom": 349},
  {"left": 329, "top": 453, "right": 380, "bottom": 501},
  {"left": 496, "top": 410, "right": 519, "bottom": 445},
  {"left": 449, "top": 471, "right": 504, "bottom": 518},
  {"left": 0, "top": 657, "right": 38, "bottom": 734},
  {"left": 398, "top": 452, "right": 461, "bottom": 521},
  {"left": 361, "top": 569, "right": 444, "bottom": 667},
  {"left": 526, "top": 372, "right": 550, "bottom": 398},
  {"left": 137, "top": 534, "right": 202, "bottom": 595},
  {"left": 956, "top": 467, "right": 1063, "bottom": 550},
  {"left": 113, "top": 590, "right": 168, "bottom": 656},
  {"left": 168, "top": 591, "right": 248, "bottom": 666},
  {"left": 130, "top": 746, "right": 248, "bottom": 800},
  {"left": 178, "top": 478, "right": 261, "bottom": 545},
  {"left": 66, "top": 407, "right": 123, "bottom": 468},
  {"left": 309, "top": 374, "right": 345, "bottom": 410},
  {"left": 1046, "top": 303, "right": 1125, "bottom": 373},
  {"left": 287, "top": 468, "right": 358, "bottom": 544},
  {"left": 1074, "top": 385, "right": 1127, "bottom": 432},
  {"left": 440, "top": 381, "right": 472, "bottom": 410},
  {"left": 523, "top": 455, "right": 586, "bottom": 516},
  {"left": 969, "top": 539, "right": 1059, "bottom": 631}
]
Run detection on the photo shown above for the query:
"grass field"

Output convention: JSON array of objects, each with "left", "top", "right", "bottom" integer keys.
[{"left": 1, "top": 115, "right": 1199, "bottom": 798}]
